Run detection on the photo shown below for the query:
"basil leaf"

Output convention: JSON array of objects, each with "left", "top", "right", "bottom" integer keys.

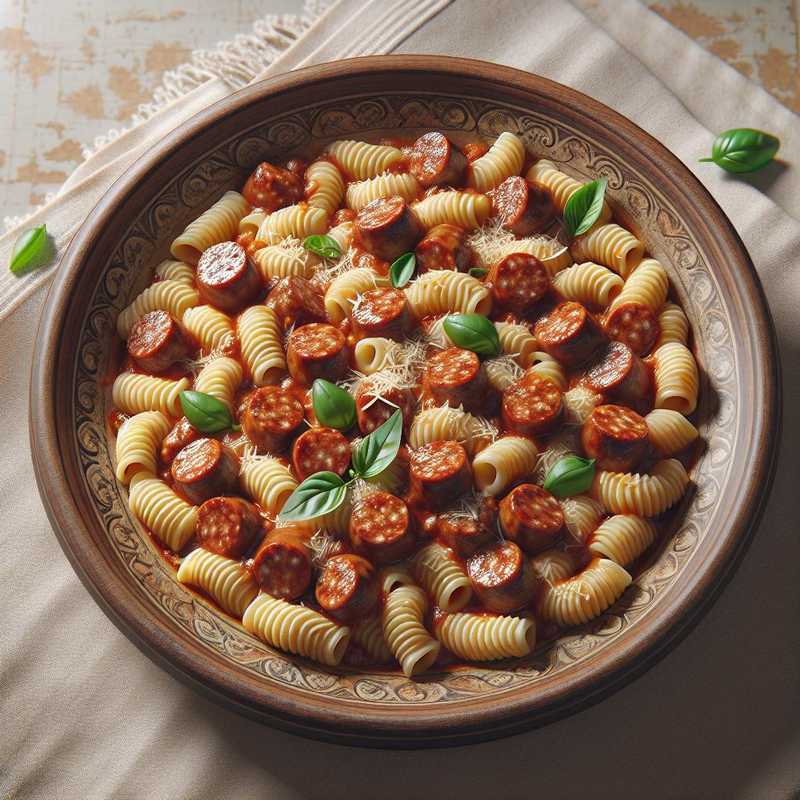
[
  {"left": 312, "top": 379, "right": 356, "bottom": 431},
  {"left": 543, "top": 455, "right": 596, "bottom": 498},
  {"left": 9, "top": 224, "right": 49, "bottom": 276},
  {"left": 563, "top": 178, "right": 607, "bottom": 238},
  {"left": 303, "top": 234, "right": 342, "bottom": 260},
  {"left": 278, "top": 471, "right": 348, "bottom": 521},
  {"left": 699, "top": 128, "right": 780, "bottom": 174},
  {"left": 468, "top": 267, "right": 488, "bottom": 278},
  {"left": 443, "top": 313, "right": 500, "bottom": 357},
  {"left": 352, "top": 409, "right": 402, "bottom": 479},
  {"left": 390, "top": 252, "right": 416, "bottom": 288},
  {"left": 179, "top": 390, "right": 235, "bottom": 434}
]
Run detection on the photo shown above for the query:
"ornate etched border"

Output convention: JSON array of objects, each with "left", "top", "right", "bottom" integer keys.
[{"left": 72, "top": 93, "right": 736, "bottom": 705}]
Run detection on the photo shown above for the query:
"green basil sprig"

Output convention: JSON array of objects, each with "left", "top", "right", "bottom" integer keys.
[
  {"left": 543, "top": 455, "right": 596, "bottom": 498},
  {"left": 443, "top": 313, "right": 500, "bottom": 357},
  {"left": 9, "top": 224, "right": 50, "bottom": 276},
  {"left": 468, "top": 267, "right": 489, "bottom": 278},
  {"left": 390, "top": 252, "right": 416, "bottom": 288},
  {"left": 563, "top": 178, "right": 607, "bottom": 238},
  {"left": 699, "top": 128, "right": 780, "bottom": 174},
  {"left": 179, "top": 390, "right": 239, "bottom": 434},
  {"left": 279, "top": 409, "right": 402, "bottom": 521},
  {"left": 312, "top": 379, "right": 356, "bottom": 431},
  {"left": 303, "top": 234, "right": 342, "bottom": 260}
]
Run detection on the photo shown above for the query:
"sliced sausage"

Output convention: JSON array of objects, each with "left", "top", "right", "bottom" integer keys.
[
  {"left": 161, "top": 416, "right": 199, "bottom": 464},
  {"left": 351, "top": 287, "right": 414, "bottom": 341},
  {"left": 410, "top": 441, "right": 472, "bottom": 509},
  {"left": 242, "top": 161, "right": 303, "bottom": 212},
  {"left": 581, "top": 404, "right": 649, "bottom": 472},
  {"left": 534, "top": 301, "right": 607, "bottom": 367},
  {"left": 291, "top": 427, "right": 351, "bottom": 480},
  {"left": 242, "top": 386, "right": 305, "bottom": 454},
  {"left": 355, "top": 380, "right": 416, "bottom": 435},
  {"left": 437, "top": 502, "right": 496, "bottom": 559},
  {"left": 585, "top": 341, "right": 652, "bottom": 410},
  {"left": 196, "top": 496, "right": 262, "bottom": 558},
  {"left": 286, "top": 323, "right": 348, "bottom": 385},
  {"left": 127, "top": 310, "right": 190, "bottom": 373},
  {"left": 265, "top": 275, "right": 326, "bottom": 329},
  {"left": 250, "top": 525, "right": 312, "bottom": 600},
  {"left": 170, "top": 438, "right": 239, "bottom": 504},
  {"left": 349, "top": 491, "right": 415, "bottom": 564},
  {"left": 499, "top": 484, "right": 563, "bottom": 554},
  {"left": 604, "top": 300, "right": 660, "bottom": 356},
  {"left": 489, "top": 176, "right": 555, "bottom": 236},
  {"left": 466, "top": 540, "right": 535, "bottom": 613},
  {"left": 408, "top": 131, "right": 467, "bottom": 187},
  {"left": 488, "top": 252, "right": 550, "bottom": 313},
  {"left": 196, "top": 241, "right": 262, "bottom": 313},
  {"left": 356, "top": 196, "right": 424, "bottom": 262},
  {"left": 414, "top": 223, "right": 473, "bottom": 273},
  {"left": 315, "top": 554, "right": 379, "bottom": 623},
  {"left": 502, "top": 373, "right": 563, "bottom": 436},
  {"left": 423, "top": 346, "right": 487, "bottom": 414}
]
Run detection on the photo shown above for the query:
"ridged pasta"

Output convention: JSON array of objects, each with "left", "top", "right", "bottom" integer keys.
[
  {"left": 346, "top": 172, "right": 419, "bottom": 211},
  {"left": 653, "top": 342, "right": 699, "bottom": 414},
  {"left": 252, "top": 239, "right": 318, "bottom": 281},
  {"left": 114, "top": 410, "right": 170, "bottom": 484},
  {"left": 563, "top": 385, "right": 601, "bottom": 425},
  {"left": 495, "top": 321, "right": 539, "bottom": 367},
  {"left": 413, "top": 542, "right": 472, "bottom": 612},
  {"left": 154, "top": 259, "right": 194, "bottom": 286},
  {"left": 194, "top": 356, "right": 242, "bottom": 411},
  {"left": 112, "top": 372, "right": 190, "bottom": 417},
  {"left": 309, "top": 493, "right": 352, "bottom": 537},
  {"left": 238, "top": 305, "right": 286, "bottom": 386},
  {"left": 382, "top": 585, "right": 440, "bottom": 677},
  {"left": 238, "top": 209, "right": 266, "bottom": 236},
  {"left": 182, "top": 305, "right": 235, "bottom": 352},
  {"left": 645, "top": 409, "right": 699, "bottom": 456},
  {"left": 408, "top": 405, "right": 488, "bottom": 456},
  {"left": 560, "top": 494, "right": 604, "bottom": 542},
  {"left": 472, "top": 435, "right": 538, "bottom": 496},
  {"left": 405, "top": 270, "right": 492, "bottom": 318},
  {"left": 116, "top": 280, "right": 199, "bottom": 338},
  {"left": 468, "top": 131, "right": 526, "bottom": 192},
  {"left": 589, "top": 515, "right": 657, "bottom": 566},
  {"left": 353, "top": 337, "right": 393, "bottom": 374},
  {"left": 485, "top": 356, "right": 522, "bottom": 392},
  {"left": 380, "top": 563, "right": 415, "bottom": 594},
  {"left": 508, "top": 236, "right": 573, "bottom": 277},
  {"left": 256, "top": 204, "right": 328, "bottom": 245},
  {"left": 242, "top": 592, "right": 350, "bottom": 666},
  {"left": 326, "top": 221, "right": 354, "bottom": 253},
  {"left": 552, "top": 261, "right": 623, "bottom": 308},
  {"left": 528, "top": 353, "right": 568, "bottom": 391},
  {"left": 351, "top": 615, "right": 392, "bottom": 662},
  {"left": 177, "top": 548, "right": 259, "bottom": 617},
  {"left": 438, "top": 612, "right": 535, "bottom": 661},
  {"left": 325, "top": 267, "right": 383, "bottom": 324},
  {"left": 591, "top": 458, "right": 690, "bottom": 517},
  {"left": 412, "top": 191, "right": 491, "bottom": 230},
  {"left": 239, "top": 456, "right": 297, "bottom": 514},
  {"left": 571, "top": 223, "right": 644, "bottom": 279},
  {"left": 539, "top": 557, "right": 632, "bottom": 626},
  {"left": 325, "top": 139, "right": 403, "bottom": 180},
  {"left": 609, "top": 257, "right": 669, "bottom": 314},
  {"left": 530, "top": 549, "right": 576, "bottom": 584},
  {"left": 526, "top": 160, "right": 612, "bottom": 222},
  {"left": 170, "top": 191, "right": 249, "bottom": 265},
  {"left": 655, "top": 302, "right": 690, "bottom": 348},
  {"left": 128, "top": 473, "right": 197, "bottom": 551},
  {"left": 305, "top": 159, "right": 346, "bottom": 215}
]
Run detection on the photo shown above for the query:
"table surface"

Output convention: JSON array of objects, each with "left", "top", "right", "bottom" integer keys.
[{"left": 0, "top": 0, "right": 797, "bottom": 224}]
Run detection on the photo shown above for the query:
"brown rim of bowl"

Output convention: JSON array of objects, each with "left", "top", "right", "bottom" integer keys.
[{"left": 28, "top": 55, "right": 781, "bottom": 748}]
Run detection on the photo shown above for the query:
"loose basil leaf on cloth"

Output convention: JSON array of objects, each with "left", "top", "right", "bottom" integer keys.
[
  {"left": 9, "top": 224, "right": 49, "bottom": 276},
  {"left": 352, "top": 408, "right": 403, "bottom": 479},
  {"left": 468, "top": 267, "right": 489, "bottom": 278},
  {"left": 543, "top": 455, "right": 596, "bottom": 498},
  {"left": 278, "top": 471, "right": 349, "bottom": 521},
  {"left": 179, "top": 390, "right": 237, "bottom": 434},
  {"left": 699, "top": 128, "right": 780, "bottom": 174},
  {"left": 303, "top": 234, "right": 342, "bottom": 260},
  {"left": 389, "top": 252, "right": 416, "bottom": 288},
  {"left": 312, "top": 379, "right": 356, "bottom": 430},
  {"left": 563, "top": 178, "right": 608, "bottom": 238},
  {"left": 443, "top": 313, "right": 500, "bottom": 357}
]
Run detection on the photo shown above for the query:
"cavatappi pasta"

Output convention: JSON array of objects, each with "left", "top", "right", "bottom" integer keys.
[{"left": 109, "top": 130, "right": 701, "bottom": 676}]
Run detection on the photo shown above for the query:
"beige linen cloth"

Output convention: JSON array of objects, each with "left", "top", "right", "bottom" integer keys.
[{"left": 2, "top": 1, "right": 798, "bottom": 797}]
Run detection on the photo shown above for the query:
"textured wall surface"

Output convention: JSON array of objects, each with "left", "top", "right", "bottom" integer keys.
[{"left": 0, "top": 0, "right": 796, "bottom": 222}]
